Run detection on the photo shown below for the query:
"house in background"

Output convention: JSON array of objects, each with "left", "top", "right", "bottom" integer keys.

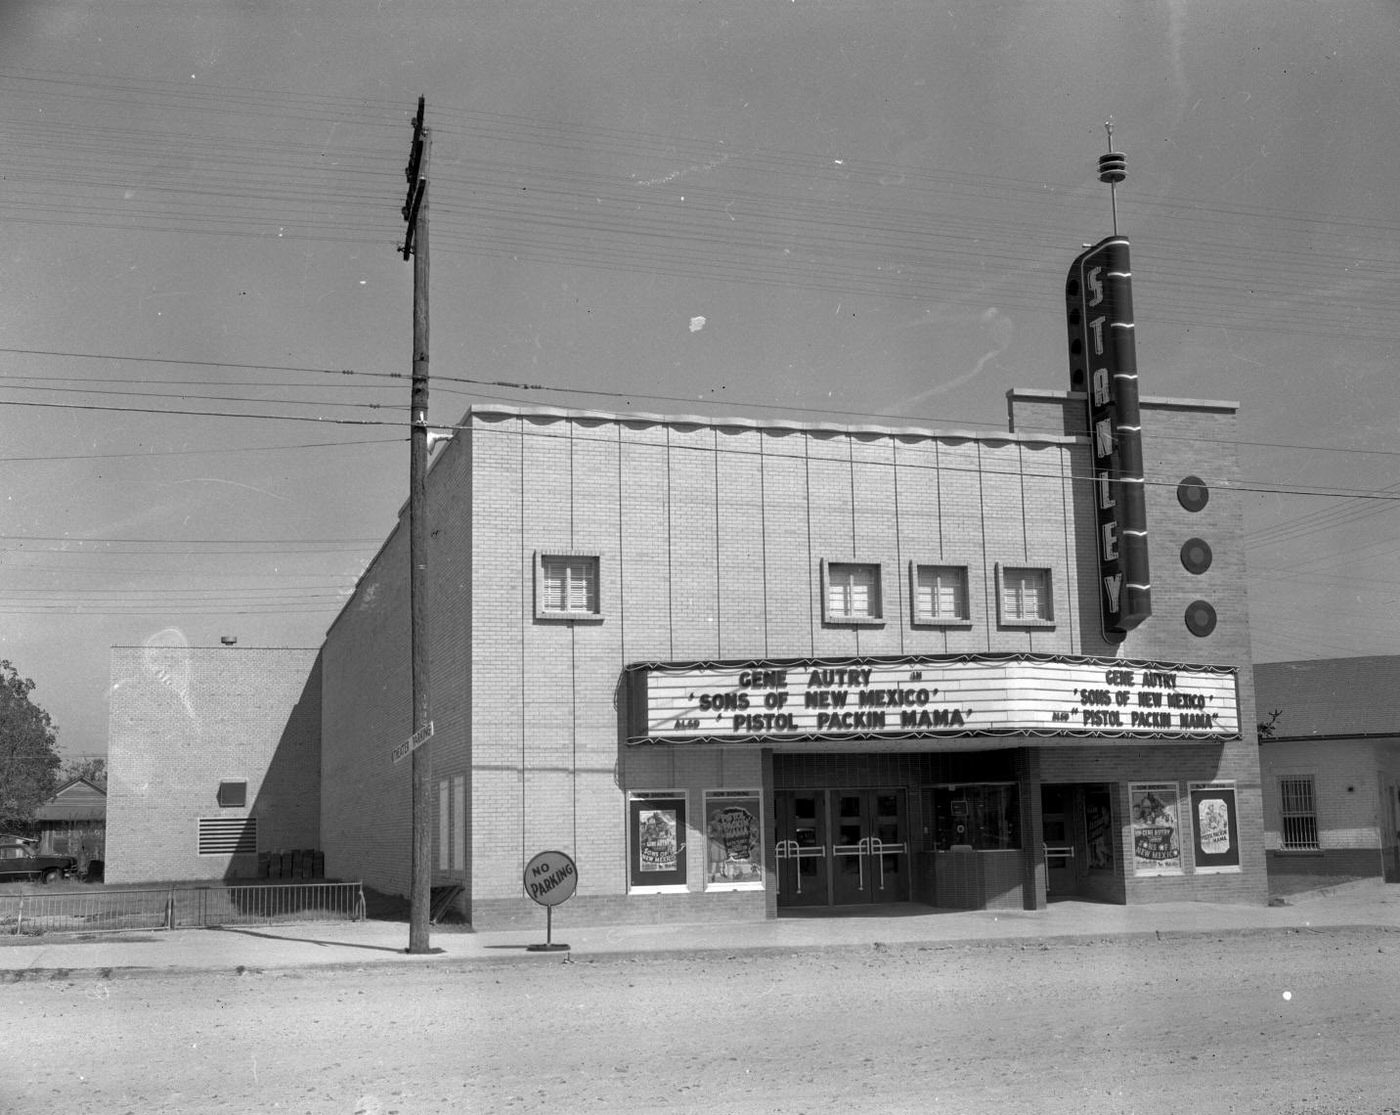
[
  {"left": 33, "top": 777, "right": 106, "bottom": 873},
  {"left": 1254, "top": 656, "right": 1400, "bottom": 891}
]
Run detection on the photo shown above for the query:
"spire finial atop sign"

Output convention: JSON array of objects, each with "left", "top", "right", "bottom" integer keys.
[{"left": 1098, "top": 119, "right": 1127, "bottom": 236}]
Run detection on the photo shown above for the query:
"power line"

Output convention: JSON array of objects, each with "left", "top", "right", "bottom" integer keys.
[
  {"left": 8, "top": 344, "right": 1400, "bottom": 467},
  {"left": 1, "top": 534, "right": 380, "bottom": 544},
  {"left": 0, "top": 345, "right": 399, "bottom": 378},
  {"left": 0, "top": 437, "right": 402, "bottom": 463},
  {"left": 5, "top": 73, "right": 1400, "bottom": 346},
  {"left": 8, "top": 565, "right": 360, "bottom": 579},
  {"left": 1, "top": 397, "right": 405, "bottom": 426},
  {"left": 0, "top": 604, "right": 343, "bottom": 616},
  {"left": 6, "top": 380, "right": 1400, "bottom": 505},
  {"left": 0, "top": 381, "right": 400, "bottom": 411}
]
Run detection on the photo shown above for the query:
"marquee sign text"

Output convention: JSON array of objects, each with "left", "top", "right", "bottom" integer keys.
[{"left": 627, "top": 656, "right": 1238, "bottom": 745}]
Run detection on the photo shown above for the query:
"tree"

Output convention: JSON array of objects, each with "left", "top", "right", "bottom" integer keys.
[
  {"left": 61, "top": 755, "right": 107, "bottom": 791},
  {"left": 0, "top": 660, "right": 62, "bottom": 832}
]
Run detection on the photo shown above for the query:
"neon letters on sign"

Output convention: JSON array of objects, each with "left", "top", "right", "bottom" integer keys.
[{"left": 1066, "top": 237, "right": 1151, "bottom": 636}]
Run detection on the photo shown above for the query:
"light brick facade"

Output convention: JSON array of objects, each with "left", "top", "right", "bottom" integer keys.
[
  {"left": 318, "top": 387, "right": 1268, "bottom": 928},
  {"left": 106, "top": 646, "right": 321, "bottom": 883}
]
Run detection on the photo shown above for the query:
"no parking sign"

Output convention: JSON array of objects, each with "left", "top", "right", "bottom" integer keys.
[{"left": 523, "top": 850, "right": 576, "bottom": 951}]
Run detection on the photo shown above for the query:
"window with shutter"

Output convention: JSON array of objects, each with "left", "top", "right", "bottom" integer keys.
[
  {"left": 996, "top": 565, "right": 1054, "bottom": 626},
  {"left": 913, "top": 564, "right": 970, "bottom": 624},
  {"left": 822, "top": 562, "right": 882, "bottom": 624},
  {"left": 536, "top": 553, "right": 602, "bottom": 620}
]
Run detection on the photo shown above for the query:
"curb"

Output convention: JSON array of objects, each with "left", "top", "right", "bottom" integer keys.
[
  {"left": 461, "top": 920, "right": 1400, "bottom": 967},
  {"left": 7, "top": 919, "right": 1396, "bottom": 980}
]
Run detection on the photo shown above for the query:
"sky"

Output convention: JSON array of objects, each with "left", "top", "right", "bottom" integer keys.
[{"left": 3, "top": 1, "right": 1399, "bottom": 760}]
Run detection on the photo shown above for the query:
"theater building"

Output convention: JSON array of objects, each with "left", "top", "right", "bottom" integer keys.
[
  {"left": 318, "top": 372, "right": 1265, "bottom": 928},
  {"left": 97, "top": 231, "right": 1267, "bottom": 925}
]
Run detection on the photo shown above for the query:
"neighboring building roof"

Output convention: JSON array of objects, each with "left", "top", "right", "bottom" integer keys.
[
  {"left": 32, "top": 777, "right": 107, "bottom": 823},
  {"left": 1254, "top": 656, "right": 1400, "bottom": 741}
]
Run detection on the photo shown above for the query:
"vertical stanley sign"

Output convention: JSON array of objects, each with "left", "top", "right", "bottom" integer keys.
[{"left": 1066, "top": 236, "right": 1151, "bottom": 638}]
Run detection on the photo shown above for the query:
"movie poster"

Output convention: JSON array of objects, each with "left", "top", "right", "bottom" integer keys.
[
  {"left": 1130, "top": 783, "right": 1182, "bottom": 875},
  {"left": 638, "top": 808, "right": 679, "bottom": 872},
  {"left": 628, "top": 795, "right": 687, "bottom": 888},
  {"left": 705, "top": 794, "right": 763, "bottom": 888},
  {"left": 1190, "top": 783, "right": 1240, "bottom": 872}
]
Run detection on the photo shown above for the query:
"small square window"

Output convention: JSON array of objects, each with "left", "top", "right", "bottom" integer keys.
[
  {"left": 535, "top": 553, "right": 602, "bottom": 621},
  {"left": 822, "top": 561, "right": 883, "bottom": 625},
  {"left": 217, "top": 780, "right": 247, "bottom": 808},
  {"left": 912, "top": 564, "right": 971, "bottom": 626},
  {"left": 996, "top": 565, "right": 1054, "bottom": 627}
]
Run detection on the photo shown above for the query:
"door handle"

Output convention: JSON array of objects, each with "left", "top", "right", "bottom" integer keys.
[
  {"left": 868, "top": 837, "right": 884, "bottom": 889},
  {"left": 775, "top": 840, "right": 800, "bottom": 895}
]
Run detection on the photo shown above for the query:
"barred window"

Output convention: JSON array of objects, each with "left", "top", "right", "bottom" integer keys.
[{"left": 1279, "top": 776, "right": 1319, "bottom": 851}]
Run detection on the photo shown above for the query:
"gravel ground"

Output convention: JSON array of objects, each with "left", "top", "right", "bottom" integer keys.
[{"left": 5, "top": 925, "right": 1400, "bottom": 1114}]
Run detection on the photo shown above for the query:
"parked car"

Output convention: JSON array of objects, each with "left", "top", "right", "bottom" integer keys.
[{"left": 0, "top": 839, "right": 77, "bottom": 884}]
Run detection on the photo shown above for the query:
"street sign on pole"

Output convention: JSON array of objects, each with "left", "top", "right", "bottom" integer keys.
[
  {"left": 523, "top": 849, "right": 577, "bottom": 952},
  {"left": 390, "top": 720, "right": 434, "bottom": 765}
]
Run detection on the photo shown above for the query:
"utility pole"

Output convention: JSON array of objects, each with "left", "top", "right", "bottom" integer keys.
[{"left": 400, "top": 95, "right": 433, "bottom": 955}]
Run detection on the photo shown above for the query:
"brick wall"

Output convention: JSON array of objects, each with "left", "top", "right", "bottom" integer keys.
[
  {"left": 458, "top": 407, "right": 1088, "bottom": 924},
  {"left": 1012, "top": 390, "right": 1267, "bottom": 906},
  {"left": 1266, "top": 849, "right": 1383, "bottom": 893},
  {"left": 320, "top": 393, "right": 1268, "bottom": 924},
  {"left": 106, "top": 645, "right": 321, "bottom": 884},
  {"left": 319, "top": 426, "right": 475, "bottom": 901},
  {"left": 1261, "top": 738, "right": 1387, "bottom": 853},
  {"left": 1261, "top": 734, "right": 1400, "bottom": 890}
]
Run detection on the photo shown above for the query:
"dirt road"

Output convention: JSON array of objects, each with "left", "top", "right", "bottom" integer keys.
[{"left": 6, "top": 926, "right": 1400, "bottom": 1114}]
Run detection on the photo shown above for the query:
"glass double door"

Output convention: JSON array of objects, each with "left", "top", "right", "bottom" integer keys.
[{"left": 775, "top": 789, "right": 909, "bottom": 908}]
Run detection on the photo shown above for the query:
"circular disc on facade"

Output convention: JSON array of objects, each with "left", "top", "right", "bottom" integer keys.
[
  {"left": 1181, "top": 537, "right": 1213, "bottom": 574},
  {"left": 1177, "top": 476, "right": 1210, "bottom": 512},
  {"left": 1185, "top": 600, "right": 1218, "bottom": 637}
]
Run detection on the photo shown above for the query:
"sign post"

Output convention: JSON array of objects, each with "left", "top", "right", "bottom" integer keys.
[
  {"left": 390, "top": 720, "right": 434, "bottom": 765},
  {"left": 523, "top": 849, "right": 577, "bottom": 952}
]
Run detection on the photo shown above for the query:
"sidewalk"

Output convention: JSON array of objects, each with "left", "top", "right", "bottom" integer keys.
[{"left": 3, "top": 880, "right": 1397, "bottom": 979}]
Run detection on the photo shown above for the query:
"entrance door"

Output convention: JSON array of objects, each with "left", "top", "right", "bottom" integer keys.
[
  {"left": 774, "top": 790, "right": 830, "bottom": 907},
  {"left": 1042, "top": 785, "right": 1076, "bottom": 897},
  {"left": 831, "top": 789, "right": 909, "bottom": 905}
]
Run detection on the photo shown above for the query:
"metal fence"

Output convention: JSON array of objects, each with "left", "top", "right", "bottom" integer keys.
[{"left": 0, "top": 881, "right": 365, "bottom": 936}]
